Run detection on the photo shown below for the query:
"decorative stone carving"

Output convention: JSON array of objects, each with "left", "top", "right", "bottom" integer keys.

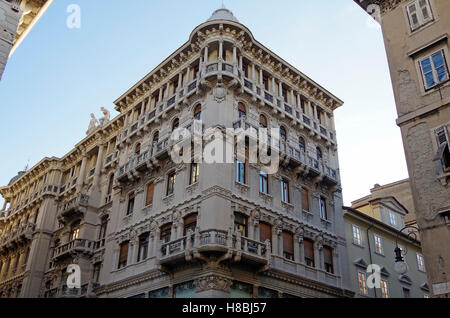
[
  {"left": 195, "top": 275, "right": 232, "bottom": 293},
  {"left": 213, "top": 82, "right": 227, "bottom": 103}
]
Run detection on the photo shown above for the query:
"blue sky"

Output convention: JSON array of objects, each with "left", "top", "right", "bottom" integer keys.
[{"left": 0, "top": 0, "right": 408, "bottom": 206}]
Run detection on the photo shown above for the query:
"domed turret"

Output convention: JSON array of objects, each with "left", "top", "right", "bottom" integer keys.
[{"left": 207, "top": 6, "right": 239, "bottom": 23}]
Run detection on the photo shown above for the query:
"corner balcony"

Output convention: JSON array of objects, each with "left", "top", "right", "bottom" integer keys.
[
  {"left": 0, "top": 223, "right": 36, "bottom": 252},
  {"left": 52, "top": 238, "right": 96, "bottom": 261},
  {"left": 159, "top": 230, "right": 270, "bottom": 269},
  {"left": 57, "top": 194, "right": 89, "bottom": 223}
]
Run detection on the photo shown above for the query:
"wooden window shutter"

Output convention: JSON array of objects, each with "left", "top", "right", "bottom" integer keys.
[
  {"left": 146, "top": 183, "right": 154, "bottom": 206},
  {"left": 435, "top": 126, "right": 450, "bottom": 147},
  {"left": 282, "top": 232, "right": 294, "bottom": 254},
  {"left": 238, "top": 102, "right": 246, "bottom": 115},
  {"left": 259, "top": 223, "right": 272, "bottom": 244},
  {"left": 407, "top": 2, "right": 420, "bottom": 30},
  {"left": 119, "top": 242, "right": 129, "bottom": 264},
  {"left": 324, "top": 246, "right": 333, "bottom": 264},
  {"left": 304, "top": 239, "right": 314, "bottom": 260},
  {"left": 301, "top": 188, "right": 309, "bottom": 211},
  {"left": 419, "top": 0, "right": 432, "bottom": 22}
]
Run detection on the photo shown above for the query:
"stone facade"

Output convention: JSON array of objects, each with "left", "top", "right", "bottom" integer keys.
[
  {"left": 354, "top": 0, "right": 450, "bottom": 297},
  {"left": 0, "top": 8, "right": 353, "bottom": 298},
  {"left": 0, "top": 0, "right": 52, "bottom": 80}
]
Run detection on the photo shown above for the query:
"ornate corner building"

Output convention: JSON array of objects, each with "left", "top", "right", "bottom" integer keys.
[
  {"left": 0, "top": 0, "right": 53, "bottom": 80},
  {"left": 355, "top": 0, "right": 450, "bottom": 297},
  {"left": 0, "top": 8, "right": 353, "bottom": 298}
]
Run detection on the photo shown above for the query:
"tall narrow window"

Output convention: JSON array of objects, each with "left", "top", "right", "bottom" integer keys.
[
  {"left": 259, "top": 115, "right": 268, "bottom": 128},
  {"left": 172, "top": 118, "right": 179, "bottom": 132},
  {"left": 259, "top": 170, "right": 268, "bottom": 194},
  {"left": 301, "top": 188, "right": 309, "bottom": 211},
  {"left": 194, "top": 105, "right": 202, "bottom": 120},
  {"left": 299, "top": 137, "right": 305, "bottom": 152},
  {"left": 319, "top": 197, "right": 327, "bottom": 220},
  {"left": 167, "top": 171, "right": 176, "bottom": 196},
  {"left": 107, "top": 174, "right": 114, "bottom": 196},
  {"left": 381, "top": 280, "right": 390, "bottom": 298},
  {"left": 263, "top": 75, "right": 269, "bottom": 91},
  {"left": 374, "top": 235, "right": 384, "bottom": 255},
  {"left": 137, "top": 233, "right": 149, "bottom": 262},
  {"left": 135, "top": 143, "right": 141, "bottom": 155},
  {"left": 70, "top": 223, "right": 80, "bottom": 241},
  {"left": 234, "top": 212, "right": 248, "bottom": 237},
  {"left": 183, "top": 214, "right": 197, "bottom": 236},
  {"left": 434, "top": 126, "right": 450, "bottom": 171},
  {"left": 304, "top": 239, "right": 315, "bottom": 267},
  {"left": 259, "top": 223, "right": 272, "bottom": 247},
  {"left": 280, "top": 127, "right": 287, "bottom": 142},
  {"left": 419, "top": 50, "right": 449, "bottom": 90},
  {"left": 190, "top": 163, "right": 199, "bottom": 185},
  {"left": 160, "top": 224, "right": 172, "bottom": 243},
  {"left": 323, "top": 246, "right": 334, "bottom": 274},
  {"left": 406, "top": 0, "right": 433, "bottom": 31},
  {"left": 417, "top": 253, "right": 426, "bottom": 272},
  {"left": 389, "top": 212, "right": 397, "bottom": 226},
  {"left": 145, "top": 183, "right": 154, "bottom": 206},
  {"left": 281, "top": 179, "right": 290, "bottom": 203},
  {"left": 118, "top": 241, "right": 129, "bottom": 269},
  {"left": 235, "top": 160, "right": 245, "bottom": 184},
  {"left": 352, "top": 225, "right": 362, "bottom": 246},
  {"left": 403, "top": 288, "right": 411, "bottom": 298},
  {"left": 98, "top": 217, "right": 108, "bottom": 247},
  {"left": 316, "top": 147, "right": 323, "bottom": 161},
  {"left": 282, "top": 231, "right": 294, "bottom": 261},
  {"left": 127, "top": 192, "right": 135, "bottom": 215},
  {"left": 238, "top": 102, "right": 246, "bottom": 118},
  {"left": 358, "top": 272, "right": 368, "bottom": 295}
]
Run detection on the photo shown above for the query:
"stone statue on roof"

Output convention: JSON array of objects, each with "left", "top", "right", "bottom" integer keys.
[
  {"left": 99, "top": 107, "right": 110, "bottom": 126},
  {"left": 86, "top": 113, "right": 99, "bottom": 135}
]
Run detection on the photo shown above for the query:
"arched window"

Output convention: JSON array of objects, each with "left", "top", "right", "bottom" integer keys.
[
  {"left": 260, "top": 115, "right": 267, "bottom": 128},
  {"left": 316, "top": 147, "right": 322, "bottom": 161},
  {"left": 194, "top": 105, "right": 202, "bottom": 120},
  {"left": 238, "top": 102, "right": 246, "bottom": 119},
  {"left": 153, "top": 132, "right": 159, "bottom": 144},
  {"left": 172, "top": 118, "right": 179, "bottom": 132},
  {"left": 280, "top": 126, "right": 287, "bottom": 141},
  {"left": 299, "top": 137, "right": 305, "bottom": 152}
]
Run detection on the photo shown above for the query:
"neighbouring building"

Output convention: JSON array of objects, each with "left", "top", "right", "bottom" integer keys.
[
  {"left": 352, "top": 179, "right": 417, "bottom": 228},
  {"left": 0, "top": 7, "right": 353, "bottom": 298},
  {"left": 344, "top": 206, "right": 429, "bottom": 298},
  {"left": 354, "top": 0, "right": 450, "bottom": 297},
  {"left": 0, "top": 0, "right": 53, "bottom": 80}
]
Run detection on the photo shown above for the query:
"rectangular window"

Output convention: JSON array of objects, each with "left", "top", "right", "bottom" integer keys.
[
  {"left": 234, "top": 212, "right": 248, "bottom": 237},
  {"left": 358, "top": 271, "right": 368, "bottom": 295},
  {"left": 160, "top": 224, "right": 172, "bottom": 243},
  {"left": 406, "top": 0, "right": 433, "bottom": 31},
  {"left": 319, "top": 197, "right": 327, "bottom": 220},
  {"left": 235, "top": 160, "right": 246, "bottom": 184},
  {"left": 417, "top": 253, "right": 426, "bottom": 272},
  {"left": 118, "top": 241, "right": 129, "bottom": 269},
  {"left": 259, "top": 223, "right": 272, "bottom": 248},
  {"left": 403, "top": 287, "right": 411, "bottom": 298},
  {"left": 190, "top": 163, "right": 200, "bottom": 185},
  {"left": 374, "top": 235, "right": 384, "bottom": 255},
  {"left": 183, "top": 214, "right": 197, "bottom": 236},
  {"left": 127, "top": 192, "right": 135, "bottom": 215},
  {"left": 419, "top": 50, "right": 449, "bottom": 90},
  {"left": 381, "top": 280, "right": 390, "bottom": 298},
  {"left": 301, "top": 188, "right": 309, "bottom": 211},
  {"left": 259, "top": 170, "right": 268, "bottom": 194},
  {"left": 167, "top": 172, "right": 176, "bottom": 196},
  {"left": 281, "top": 179, "right": 290, "bottom": 203},
  {"left": 137, "top": 234, "right": 149, "bottom": 262},
  {"left": 303, "top": 239, "right": 315, "bottom": 267},
  {"left": 145, "top": 183, "right": 154, "bottom": 206},
  {"left": 323, "top": 246, "right": 334, "bottom": 274},
  {"left": 352, "top": 225, "right": 362, "bottom": 246},
  {"left": 282, "top": 231, "right": 294, "bottom": 261},
  {"left": 389, "top": 212, "right": 397, "bottom": 226},
  {"left": 70, "top": 224, "right": 80, "bottom": 241}
]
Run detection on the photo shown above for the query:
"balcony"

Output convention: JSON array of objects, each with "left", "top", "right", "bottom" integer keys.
[
  {"left": 0, "top": 223, "right": 36, "bottom": 252},
  {"left": 57, "top": 194, "right": 89, "bottom": 222},
  {"left": 52, "top": 239, "right": 96, "bottom": 261},
  {"left": 159, "top": 230, "right": 270, "bottom": 268}
]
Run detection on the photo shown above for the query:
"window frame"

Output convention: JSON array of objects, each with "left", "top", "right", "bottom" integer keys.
[
  {"left": 374, "top": 234, "right": 384, "bottom": 255},
  {"left": 358, "top": 271, "right": 368, "bottom": 296},
  {"left": 352, "top": 225, "right": 363, "bottom": 246},
  {"left": 235, "top": 160, "right": 246, "bottom": 184},
  {"left": 280, "top": 178, "right": 290, "bottom": 204},
  {"left": 406, "top": 0, "right": 434, "bottom": 32},
  {"left": 416, "top": 253, "right": 426, "bottom": 272},
  {"left": 303, "top": 238, "right": 315, "bottom": 267},
  {"left": 419, "top": 49, "right": 449, "bottom": 91},
  {"left": 137, "top": 233, "right": 149, "bottom": 262},
  {"left": 381, "top": 279, "right": 390, "bottom": 298},
  {"left": 118, "top": 241, "right": 129, "bottom": 269},
  {"left": 259, "top": 170, "right": 269, "bottom": 194},
  {"left": 166, "top": 171, "right": 176, "bottom": 196},
  {"left": 145, "top": 182, "right": 154, "bottom": 206},
  {"left": 319, "top": 196, "right": 328, "bottom": 220},
  {"left": 126, "top": 192, "right": 135, "bottom": 216},
  {"left": 190, "top": 163, "right": 200, "bottom": 185}
]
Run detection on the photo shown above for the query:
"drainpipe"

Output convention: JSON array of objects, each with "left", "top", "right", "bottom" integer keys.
[{"left": 366, "top": 223, "right": 377, "bottom": 298}]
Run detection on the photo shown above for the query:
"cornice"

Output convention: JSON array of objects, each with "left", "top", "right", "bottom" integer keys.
[{"left": 354, "top": 0, "right": 405, "bottom": 14}]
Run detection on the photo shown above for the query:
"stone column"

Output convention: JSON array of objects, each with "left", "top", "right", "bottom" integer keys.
[
  {"left": 239, "top": 55, "right": 243, "bottom": 71},
  {"left": 271, "top": 228, "right": 278, "bottom": 256},
  {"left": 259, "top": 68, "right": 263, "bottom": 85},
  {"left": 278, "top": 81, "right": 282, "bottom": 98},
  {"left": 93, "top": 144, "right": 105, "bottom": 188},
  {"left": 233, "top": 46, "right": 237, "bottom": 68},
  {"left": 297, "top": 94, "right": 301, "bottom": 110},
  {"left": 219, "top": 41, "right": 223, "bottom": 60},
  {"left": 204, "top": 45, "right": 209, "bottom": 64},
  {"left": 252, "top": 63, "right": 256, "bottom": 81},
  {"left": 76, "top": 152, "right": 88, "bottom": 192},
  {"left": 293, "top": 235, "right": 300, "bottom": 263},
  {"left": 185, "top": 67, "right": 191, "bottom": 86},
  {"left": 271, "top": 77, "right": 276, "bottom": 95}
]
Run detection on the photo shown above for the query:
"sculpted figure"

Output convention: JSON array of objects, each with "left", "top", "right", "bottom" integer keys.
[
  {"left": 99, "top": 107, "right": 110, "bottom": 126},
  {"left": 86, "top": 113, "right": 99, "bottom": 135}
]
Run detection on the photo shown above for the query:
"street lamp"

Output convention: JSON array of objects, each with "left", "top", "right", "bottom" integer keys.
[{"left": 394, "top": 225, "right": 420, "bottom": 274}]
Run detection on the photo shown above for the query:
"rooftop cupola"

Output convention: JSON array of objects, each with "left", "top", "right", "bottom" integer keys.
[{"left": 207, "top": 5, "right": 239, "bottom": 23}]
